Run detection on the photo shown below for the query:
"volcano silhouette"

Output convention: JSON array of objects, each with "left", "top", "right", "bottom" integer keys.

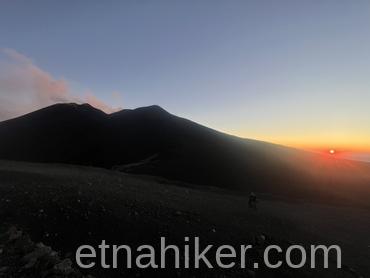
[{"left": 0, "top": 103, "right": 369, "bottom": 205}]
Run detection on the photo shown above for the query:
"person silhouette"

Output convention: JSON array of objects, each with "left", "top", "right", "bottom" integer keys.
[{"left": 248, "top": 192, "right": 257, "bottom": 209}]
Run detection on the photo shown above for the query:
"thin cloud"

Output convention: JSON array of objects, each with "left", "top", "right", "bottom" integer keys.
[
  {"left": 0, "top": 48, "right": 121, "bottom": 121},
  {"left": 85, "top": 92, "right": 121, "bottom": 114}
]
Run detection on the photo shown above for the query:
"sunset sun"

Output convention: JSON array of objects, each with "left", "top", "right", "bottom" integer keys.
[{"left": 329, "top": 149, "right": 336, "bottom": 155}]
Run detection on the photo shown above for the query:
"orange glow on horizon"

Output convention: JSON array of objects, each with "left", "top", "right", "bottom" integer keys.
[
  {"left": 227, "top": 129, "right": 370, "bottom": 156},
  {"left": 260, "top": 140, "right": 370, "bottom": 154},
  {"left": 230, "top": 131, "right": 370, "bottom": 153},
  {"left": 277, "top": 141, "right": 370, "bottom": 153}
]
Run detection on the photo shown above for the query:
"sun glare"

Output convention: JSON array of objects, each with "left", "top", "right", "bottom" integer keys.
[{"left": 329, "top": 149, "right": 335, "bottom": 154}]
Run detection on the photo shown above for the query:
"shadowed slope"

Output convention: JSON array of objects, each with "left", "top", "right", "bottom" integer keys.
[{"left": 0, "top": 103, "right": 369, "bottom": 205}]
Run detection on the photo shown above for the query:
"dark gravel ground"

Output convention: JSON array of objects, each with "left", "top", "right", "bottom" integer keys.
[{"left": 0, "top": 160, "right": 366, "bottom": 278}]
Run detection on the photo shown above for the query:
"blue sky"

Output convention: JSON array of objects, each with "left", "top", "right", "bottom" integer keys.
[{"left": 1, "top": 0, "right": 370, "bottom": 153}]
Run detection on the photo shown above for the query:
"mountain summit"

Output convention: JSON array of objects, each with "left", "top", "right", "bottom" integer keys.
[{"left": 0, "top": 103, "right": 369, "bottom": 205}]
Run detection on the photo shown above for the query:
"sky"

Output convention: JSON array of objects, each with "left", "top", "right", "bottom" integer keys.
[{"left": 0, "top": 0, "right": 370, "bottom": 159}]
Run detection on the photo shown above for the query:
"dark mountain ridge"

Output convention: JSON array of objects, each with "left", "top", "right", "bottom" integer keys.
[{"left": 1, "top": 103, "right": 370, "bottom": 206}]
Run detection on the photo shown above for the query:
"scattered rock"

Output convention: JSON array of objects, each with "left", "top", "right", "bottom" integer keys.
[
  {"left": 246, "top": 269, "right": 256, "bottom": 277},
  {"left": 0, "top": 226, "right": 95, "bottom": 278},
  {"left": 23, "top": 243, "right": 52, "bottom": 269},
  {"left": 53, "top": 259, "right": 73, "bottom": 275},
  {"left": 255, "top": 234, "right": 266, "bottom": 246},
  {"left": 7, "top": 226, "right": 22, "bottom": 241}
]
